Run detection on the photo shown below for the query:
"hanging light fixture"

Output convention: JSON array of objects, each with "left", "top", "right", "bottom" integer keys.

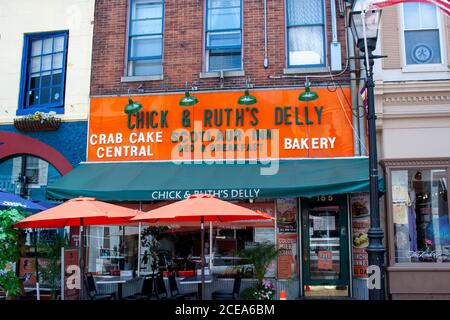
[
  {"left": 124, "top": 88, "right": 143, "bottom": 114},
  {"left": 237, "top": 78, "right": 257, "bottom": 105},
  {"left": 298, "top": 79, "right": 319, "bottom": 102},
  {"left": 124, "top": 98, "right": 143, "bottom": 115},
  {"left": 179, "top": 91, "right": 199, "bottom": 106},
  {"left": 237, "top": 89, "right": 257, "bottom": 106}
]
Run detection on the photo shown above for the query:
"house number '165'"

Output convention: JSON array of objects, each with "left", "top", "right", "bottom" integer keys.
[{"left": 315, "top": 195, "right": 334, "bottom": 202}]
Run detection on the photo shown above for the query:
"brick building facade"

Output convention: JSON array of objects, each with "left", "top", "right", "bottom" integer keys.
[{"left": 91, "top": 0, "right": 351, "bottom": 96}]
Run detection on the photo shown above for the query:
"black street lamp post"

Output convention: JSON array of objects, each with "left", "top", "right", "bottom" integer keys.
[{"left": 349, "top": 8, "right": 386, "bottom": 300}]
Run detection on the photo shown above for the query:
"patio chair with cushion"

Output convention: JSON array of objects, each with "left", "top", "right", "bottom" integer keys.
[
  {"left": 168, "top": 273, "right": 197, "bottom": 300},
  {"left": 211, "top": 274, "right": 241, "bottom": 300},
  {"left": 85, "top": 275, "right": 116, "bottom": 300}
]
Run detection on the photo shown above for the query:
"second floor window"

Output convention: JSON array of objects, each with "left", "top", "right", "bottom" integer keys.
[
  {"left": 403, "top": 2, "right": 442, "bottom": 65},
  {"left": 128, "top": 0, "right": 164, "bottom": 76},
  {"left": 286, "top": 0, "right": 325, "bottom": 68},
  {"left": 205, "top": 0, "right": 242, "bottom": 72},
  {"left": 19, "top": 32, "right": 68, "bottom": 114}
]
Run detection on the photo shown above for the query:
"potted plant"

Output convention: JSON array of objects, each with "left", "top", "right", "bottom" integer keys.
[
  {"left": 0, "top": 208, "right": 25, "bottom": 299},
  {"left": 14, "top": 111, "right": 61, "bottom": 132},
  {"left": 38, "top": 234, "right": 67, "bottom": 300},
  {"left": 140, "top": 226, "right": 168, "bottom": 274},
  {"left": 237, "top": 242, "right": 278, "bottom": 300}
]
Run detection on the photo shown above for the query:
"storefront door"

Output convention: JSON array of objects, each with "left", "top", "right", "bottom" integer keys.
[{"left": 301, "top": 195, "right": 350, "bottom": 297}]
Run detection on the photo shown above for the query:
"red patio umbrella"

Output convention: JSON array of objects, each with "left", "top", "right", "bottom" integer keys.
[
  {"left": 14, "top": 197, "right": 139, "bottom": 228},
  {"left": 131, "top": 194, "right": 272, "bottom": 300},
  {"left": 14, "top": 197, "right": 140, "bottom": 299}
]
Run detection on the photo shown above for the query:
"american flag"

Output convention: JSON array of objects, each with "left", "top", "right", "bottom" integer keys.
[{"left": 370, "top": 0, "right": 450, "bottom": 16}]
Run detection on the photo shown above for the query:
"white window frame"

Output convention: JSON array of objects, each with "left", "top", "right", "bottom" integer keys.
[
  {"left": 399, "top": 3, "right": 448, "bottom": 73},
  {"left": 284, "top": 0, "right": 327, "bottom": 69}
]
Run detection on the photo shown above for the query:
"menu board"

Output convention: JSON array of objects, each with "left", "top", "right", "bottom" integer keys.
[
  {"left": 350, "top": 193, "right": 370, "bottom": 278},
  {"left": 63, "top": 248, "right": 80, "bottom": 300},
  {"left": 19, "top": 257, "right": 36, "bottom": 286},
  {"left": 18, "top": 257, "right": 49, "bottom": 287}
]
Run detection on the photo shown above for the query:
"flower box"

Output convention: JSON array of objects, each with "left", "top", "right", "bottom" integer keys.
[{"left": 14, "top": 112, "right": 61, "bottom": 132}]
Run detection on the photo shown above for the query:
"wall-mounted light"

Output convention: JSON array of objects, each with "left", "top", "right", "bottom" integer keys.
[
  {"left": 124, "top": 98, "right": 143, "bottom": 114},
  {"left": 124, "top": 88, "right": 143, "bottom": 114},
  {"left": 298, "top": 80, "right": 319, "bottom": 102},
  {"left": 179, "top": 91, "right": 199, "bottom": 106},
  {"left": 237, "top": 89, "right": 257, "bottom": 106},
  {"left": 237, "top": 78, "right": 257, "bottom": 105}
]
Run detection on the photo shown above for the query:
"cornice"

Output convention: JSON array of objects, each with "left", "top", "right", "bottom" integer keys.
[
  {"left": 381, "top": 158, "right": 450, "bottom": 168},
  {"left": 383, "top": 94, "right": 450, "bottom": 105},
  {"left": 376, "top": 80, "right": 450, "bottom": 94}
]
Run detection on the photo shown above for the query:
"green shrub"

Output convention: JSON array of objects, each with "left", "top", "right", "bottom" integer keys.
[{"left": 0, "top": 209, "right": 25, "bottom": 298}]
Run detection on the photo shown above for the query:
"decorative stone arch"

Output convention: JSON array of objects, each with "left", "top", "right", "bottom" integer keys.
[{"left": 0, "top": 131, "right": 73, "bottom": 175}]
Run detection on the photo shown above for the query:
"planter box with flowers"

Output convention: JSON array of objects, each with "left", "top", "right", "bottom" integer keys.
[
  {"left": 14, "top": 111, "right": 61, "bottom": 132},
  {"left": 241, "top": 279, "right": 276, "bottom": 300},
  {"left": 237, "top": 242, "right": 279, "bottom": 300}
]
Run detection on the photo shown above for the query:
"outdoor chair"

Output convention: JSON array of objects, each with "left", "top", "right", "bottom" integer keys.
[
  {"left": 124, "top": 276, "right": 155, "bottom": 300},
  {"left": 154, "top": 274, "right": 180, "bottom": 300},
  {"left": 211, "top": 274, "right": 241, "bottom": 300},
  {"left": 168, "top": 273, "right": 197, "bottom": 300},
  {"left": 85, "top": 274, "right": 116, "bottom": 300}
]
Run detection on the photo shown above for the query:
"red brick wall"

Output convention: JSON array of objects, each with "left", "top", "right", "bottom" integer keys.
[{"left": 91, "top": 0, "right": 350, "bottom": 96}]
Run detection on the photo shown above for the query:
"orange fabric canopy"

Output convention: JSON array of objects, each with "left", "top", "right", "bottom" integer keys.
[
  {"left": 131, "top": 194, "right": 272, "bottom": 223},
  {"left": 14, "top": 197, "right": 140, "bottom": 228}
]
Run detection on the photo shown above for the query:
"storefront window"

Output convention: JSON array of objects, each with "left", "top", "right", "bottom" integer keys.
[
  {"left": 136, "top": 225, "right": 261, "bottom": 278},
  {"left": 85, "top": 201, "right": 276, "bottom": 278},
  {"left": 0, "top": 155, "right": 61, "bottom": 201},
  {"left": 87, "top": 226, "right": 139, "bottom": 275},
  {"left": 391, "top": 168, "right": 449, "bottom": 263}
]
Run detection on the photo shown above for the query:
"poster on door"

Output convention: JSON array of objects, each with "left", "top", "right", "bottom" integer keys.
[
  {"left": 317, "top": 250, "right": 333, "bottom": 270},
  {"left": 277, "top": 234, "right": 298, "bottom": 279},
  {"left": 351, "top": 193, "right": 370, "bottom": 278}
]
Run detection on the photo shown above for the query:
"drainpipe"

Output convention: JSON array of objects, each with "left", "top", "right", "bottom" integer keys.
[
  {"left": 330, "top": 0, "right": 342, "bottom": 71},
  {"left": 331, "top": 0, "right": 338, "bottom": 42},
  {"left": 263, "top": 0, "right": 269, "bottom": 68},
  {"left": 346, "top": 10, "right": 361, "bottom": 156}
]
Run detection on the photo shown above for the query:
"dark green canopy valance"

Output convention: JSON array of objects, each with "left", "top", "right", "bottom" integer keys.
[{"left": 46, "top": 157, "right": 383, "bottom": 201}]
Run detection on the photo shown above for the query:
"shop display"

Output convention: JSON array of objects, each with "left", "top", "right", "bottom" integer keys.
[{"left": 391, "top": 169, "right": 450, "bottom": 263}]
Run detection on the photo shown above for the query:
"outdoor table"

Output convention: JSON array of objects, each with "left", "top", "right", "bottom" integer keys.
[
  {"left": 179, "top": 275, "right": 213, "bottom": 300},
  {"left": 95, "top": 276, "right": 132, "bottom": 300}
]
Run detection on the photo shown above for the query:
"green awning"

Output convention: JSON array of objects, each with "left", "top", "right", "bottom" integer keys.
[{"left": 46, "top": 157, "right": 383, "bottom": 201}]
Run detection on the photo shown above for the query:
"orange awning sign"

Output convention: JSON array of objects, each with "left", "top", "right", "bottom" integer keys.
[{"left": 88, "top": 88, "right": 354, "bottom": 162}]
